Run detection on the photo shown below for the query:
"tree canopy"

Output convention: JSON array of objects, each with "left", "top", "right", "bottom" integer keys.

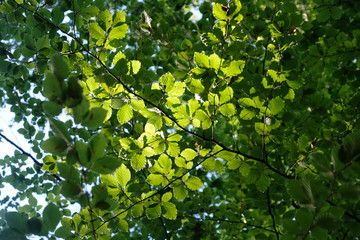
[{"left": 0, "top": 0, "right": 360, "bottom": 239}]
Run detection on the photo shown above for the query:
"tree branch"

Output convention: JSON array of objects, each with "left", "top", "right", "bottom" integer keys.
[
  {"left": 267, "top": 187, "right": 279, "bottom": 240},
  {"left": 83, "top": 150, "right": 224, "bottom": 237},
  {"left": 19, "top": 4, "right": 293, "bottom": 180},
  {"left": 181, "top": 214, "right": 279, "bottom": 234},
  {"left": 0, "top": 132, "right": 62, "bottom": 181},
  {"left": 160, "top": 217, "right": 170, "bottom": 240}
]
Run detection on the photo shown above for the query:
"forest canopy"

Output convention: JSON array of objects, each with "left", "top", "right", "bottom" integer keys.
[{"left": 0, "top": 0, "right": 360, "bottom": 239}]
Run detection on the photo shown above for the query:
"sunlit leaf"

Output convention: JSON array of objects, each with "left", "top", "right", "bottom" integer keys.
[{"left": 115, "top": 164, "right": 131, "bottom": 188}]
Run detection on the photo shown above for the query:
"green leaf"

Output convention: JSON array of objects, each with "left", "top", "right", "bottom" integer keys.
[
  {"left": 81, "top": 6, "right": 100, "bottom": 20},
  {"left": 214, "top": 159, "right": 225, "bottom": 174},
  {"left": 131, "top": 154, "right": 146, "bottom": 171},
  {"left": 318, "top": 8, "right": 330, "bottom": 22},
  {"left": 220, "top": 87, "right": 234, "bottom": 104},
  {"left": 167, "top": 82, "right": 185, "bottom": 97},
  {"left": 41, "top": 136, "right": 67, "bottom": 155},
  {"left": 222, "top": 60, "right": 245, "bottom": 77},
  {"left": 127, "top": 60, "right": 141, "bottom": 75},
  {"left": 83, "top": 107, "right": 108, "bottom": 129},
  {"left": 118, "top": 219, "right": 128, "bottom": 232},
  {"left": 52, "top": 5, "right": 64, "bottom": 25},
  {"left": 131, "top": 204, "right": 144, "bottom": 218},
  {"left": 194, "top": 52, "right": 209, "bottom": 68},
  {"left": 173, "top": 184, "right": 188, "bottom": 201},
  {"left": 295, "top": 208, "right": 313, "bottom": 233},
  {"left": 89, "top": 22, "right": 105, "bottom": 40},
  {"left": 286, "top": 180, "right": 307, "bottom": 203},
  {"left": 186, "top": 78, "right": 205, "bottom": 94},
  {"left": 43, "top": 72, "right": 63, "bottom": 102},
  {"left": 331, "top": 7, "right": 342, "bottom": 20},
  {"left": 159, "top": 73, "right": 175, "bottom": 92},
  {"left": 162, "top": 192, "right": 172, "bottom": 202},
  {"left": 255, "top": 122, "right": 269, "bottom": 135},
  {"left": 240, "top": 109, "right": 256, "bottom": 120},
  {"left": 42, "top": 101, "right": 63, "bottom": 117},
  {"left": 167, "top": 142, "right": 180, "bottom": 157},
  {"left": 256, "top": 174, "right": 270, "bottom": 192},
  {"left": 57, "top": 162, "right": 80, "bottom": 181},
  {"left": 209, "top": 53, "right": 221, "bottom": 70},
  {"left": 227, "top": 158, "right": 241, "bottom": 170},
  {"left": 108, "top": 24, "right": 128, "bottom": 40},
  {"left": 0, "top": 228, "right": 26, "bottom": 240},
  {"left": 36, "top": 35, "right": 49, "bottom": 51},
  {"left": 220, "top": 103, "right": 236, "bottom": 116},
  {"left": 146, "top": 204, "right": 161, "bottom": 219},
  {"left": 115, "top": 164, "right": 131, "bottom": 188},
  {"left": 101, "top": 174, "right": 118, "bottom": 188},
  {"left": 27, "top": 218, "right": 42, "bottom": 235},
  {"left": 147, "top": 174, "right": 163, "bottom": 186},
  {"left": 98, "top": 10, "right": 112, "bottom": 31},
  {"left": 5, "top": 212, "right": 29, "bottom": 234},
  {"left": 213, "top": 3, "right": 227, "bottom": 21},
  {"left": 89, "top": 133, "right": 106, "bottom": 162},
  {"left": 298, "top": 135, "right": 310, "bottom": 151},
  {"left": 43, "top": 203, "right": 62, "bottom": 231},
  {"left": 269, "top": 97, "right": 285, "bottom": 115},
  {"left": 51, "top": 54, "right": 69, "bottom": 80},
  {"left": 55, "top": 225, "right": 72, "bottom": 238},
  {"left": 180, "top": 148, "right": 197, "bottom": 161},
  {"left": 113, "top": 51, "right": 126, "bottom": 66},
  {"left": 114, "top": 10, "right": 126, "bottom": 26},
  {"left": 185, "top": 177, "right": 203, "bottom": 190},
  {"left": 162, "top": 202, "right": 177, "bottom": 220},
  {"left": 158, "top": 155, "right": 172, "bottom": 173},
  {"left": 92, "top": 156, "right": 122, "bottom": 174},
  {"left": 175, "top": 157, "right": 186, "bottom": 168},
  {"left": 238, "top": 98, "right": 256, "bottom": 107},
  {"left": 60, "top": 180, "right": 82, "bottom": 199},
  {"left": 117, "top": 104, "right": 133, "bottom": 124}
]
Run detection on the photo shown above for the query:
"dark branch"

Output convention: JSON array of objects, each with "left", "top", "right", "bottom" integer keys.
[
  {"left": 19, "top": 4, "right": 292, "bottom": 180},
  {"left": 160, "top": 217, "right": 170, "bottom": 240},
  {"left": 267, "top": 187, "right": 279, "bottom": 239},
  {"left": 181, "top": 214, "right": 279, "bottom": 234},
  {"left": 0, "top": 132, "right": 62, "bottom": 181}
]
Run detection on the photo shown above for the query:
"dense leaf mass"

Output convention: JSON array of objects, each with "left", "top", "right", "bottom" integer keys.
[{"left": 0, "top": 0, "right": 360, "bottom": 239}]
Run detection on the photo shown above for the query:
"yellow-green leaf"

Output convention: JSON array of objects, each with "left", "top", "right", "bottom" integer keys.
[
  {"left": 147, "top": 174, "right": 163, "bottom": 186},
  {"left": 127, "top": 60, "right": 141, "bottom": 75},
  {"left": 162, "top": 202, "right": 177, "bottom": 220},
  {"left": 89, "top": 22, "right": 105, "bottom": 40},
  {"left": 220, "top": 103, "right": 236, "bottom": 116},
  {"left": 185, "top": 177, "right": 203, "bottom": 190},
  {"left": 173, "top": 184, "right": 188, "bottom": 201},
  {"left": 131, "top": 154, "right": 146, "bottom": 171},
  {"left": 117, "top": 104, "right": 133, "bottom": 124},
  {"left": 180, "top": 148, "right": 197, "bottom": 161},
  {"left": 161, "top": 192, "right": 172, "bottom": 202},
  {"left": 115, "top": 164, "right": 131, "bottom": 188},
  {"left": 146, "top": 204, "right": 161, "bottom": 219},
  {"left": 194, "top": 52, "right": 209, "bottom": 68},
  {"left": 167, "top": 142, "right": 180, "bottom": 157},
  {"left": 269, "top": 97, "right": 285, "bottom": 115},
  {"left": 108, "top": 24, "right": 128, "bottom": 40},
  {"left": 213, "top": 3, "right": 227, "bottom": 21}
]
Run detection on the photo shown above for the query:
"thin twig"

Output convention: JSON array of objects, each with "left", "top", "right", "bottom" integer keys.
[
  {"left": 267, "top": 187, "right": 279, "bottom": 239},
  {"left": 83, "top": 150, "right": 224, "bottom": 237},
  {"left": 160, "top": 217, "right": 170, "bottom": 240},
  {"left": 19, "top": 3, "right": 293, "bottom": 181},
  {"left": 181, "top": 214, "right": 279, "bottom": 234},
  {"left": 0, "top": 132, "right": 62, "bottom": 181}
]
